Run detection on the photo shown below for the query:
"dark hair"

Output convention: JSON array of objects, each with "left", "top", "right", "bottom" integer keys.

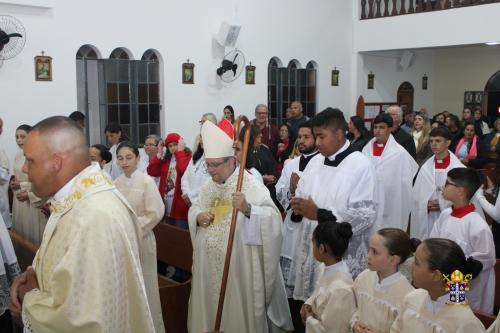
[
  {"left": 432, "top": 112, "right": 445, "bottom": 124},
  {"left": 377, "top": 228, "right": 412, "bottom": 264},
  {"left": 104, "top": 122, "right": 122, "bottom": 134},
  {"left": 192, "top": 141, "right": 204, "bottom": 164},
  {"left": 69, "top": 111, "right": 86, "bottom": 122},
  {"left": 447, "top": 167, "right": 481, "bottom": 200},
  {"left": 446, "top": 114, "right": 460, "bottom": 129},
  {"left": 309, "top": 107, "right": 347, "bottom": 132},
  {"left": 313, "top": 222, "right": 353, "bottom": 260},
  {"left": 224, "top": 105, "right": 235, "bottom": 123},
  {"left": 373, "top": 113, "right": 394, "bottom": 128},
  {"left": 422, "top": 238, "right": 483, "bottom": 279},
  {"left": 238, "top": 125, "right": 258, "bottom": 169},
  {"left": 16, "top": 124, "right": 32, "bottom": 133},
  {"left": 350, "top": 116, "right": 369, "bottom": 136},
  {"left": 298, "top": 120, "right": 315, "bottom": 138},
  {"left": 279, "top": 123, "right": 293, "bottom": 140},
  {"left": 429, "top": 126, "right": 452, "bottom": 140},
  {"left": 116, "top": 141, "right": 139, "bottom": 157},
  {"left": 91, "top": 144, "right": 112, "bottom": 163}
]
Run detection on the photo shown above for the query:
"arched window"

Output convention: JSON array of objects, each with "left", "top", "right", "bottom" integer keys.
[
  {"left": 109, "top": 47, "right": 132, "bottom": 60},
  {"left": 76, "top": 44, "right": 100, "bottom": 59},
  {"left": 76, "top": 46, "right": 162, "bottom": 146},
  {"left": 267, "top": 58, "right": 317, "bottom": 125}
]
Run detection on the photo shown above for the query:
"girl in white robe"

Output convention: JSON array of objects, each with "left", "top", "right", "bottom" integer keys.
[
  {"left": 301, "top": 221, "right": 355, "bottom": 333},
  {"left": 391, "top": 238, "right": 485, "bottom": 332},
  {"left": 114, "top": 141, "right": 166, "bottom": 333},
  {"left": 10, "top": 125, "right": 48, "bottom": 245},
  {"left": 351, "top": 228, "right": 415, "bottom": 333}
]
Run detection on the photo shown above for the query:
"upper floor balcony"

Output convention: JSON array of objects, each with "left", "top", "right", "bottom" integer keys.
[{"left": 359, "top": 0, "right": 500, "bottom": 20}]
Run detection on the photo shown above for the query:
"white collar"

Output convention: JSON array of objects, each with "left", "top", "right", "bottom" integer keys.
[
  {"left": 327, "top": 140, "right": 350, "bottom": 161},
  {"left": 323, "top": 260, "right": 350, "bottom": 278},
  {"left": 53, "top": 174, "right": 79, "bottom": 201},
  {"left": 124, "top": 168, "right": 140, "bottom": 179},
  {"left": 303, "top": 150, "right": 318, "bottom": 158},
  {"left": 425, "top": 292, "right": 449, "bottom": 314},
  {"left": 374, "top": 271, "right": 403, "bottom": 291}
]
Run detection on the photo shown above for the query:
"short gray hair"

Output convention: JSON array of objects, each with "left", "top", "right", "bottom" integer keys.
[
  {"left": 202, "top": 113, "right": 217, "bottom": 125},
  {"left": 386, "top": 105, "right": 403, "bottom": 124},
  {"left": 255, "top": 104, "right": 268, "bottom": 112},
  {"left": 145, "top": 134, "right": 161, "bottom": 145}
]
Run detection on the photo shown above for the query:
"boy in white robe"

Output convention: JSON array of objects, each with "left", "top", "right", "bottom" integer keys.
[
  {"left": 276, "top": 122, "right": 319, "bottom": 332},
  {"left": 187, "top": 119, "right": 293, "bottom": 333},
  {"left": 430, "top": 167, "right": 495, "bottom": 313},
  {"left": 411, "top": 126, "right": 484, "bottom": 239},
  {"left": 289, "top": 108, "right": 380, "bottom": 303},
  {"left": 362, "top": 113, "right": 418, "bottom": 232}
]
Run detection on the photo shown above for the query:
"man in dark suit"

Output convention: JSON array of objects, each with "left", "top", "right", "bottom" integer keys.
[{"left": 386, "top": 105, "right": 416, "bottom": 159}]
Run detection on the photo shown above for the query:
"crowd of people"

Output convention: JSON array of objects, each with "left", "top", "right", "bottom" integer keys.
[{"left": 1, "top": 101, "right": 500, "bottom": 333}]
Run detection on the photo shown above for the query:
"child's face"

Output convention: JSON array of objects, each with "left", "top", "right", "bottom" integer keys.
[
  {"left": 367, "top": 234, "right": 394, "bottom": 273},
  {"left": 117, "top": 147, "right": 139, "bottom": 174},
  {"left": 441, "top": 177, "right": 462, "bottom": 202},
  {"left": 411, "top": 244, "right": 436, "bottom": 290}
]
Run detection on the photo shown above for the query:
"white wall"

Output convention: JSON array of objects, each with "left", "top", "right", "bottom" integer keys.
[
  {"left": 0, "top": 0, "right": 355, "bottom": 165},
  {"left": 432, "top": 45, "right": 500, "bottom": 115},
  {"left": 357, "top": 49, "right": 435, "bottom": 111},
  {"left": 354, "top": 3, "right": 500, "bottom": 52}
]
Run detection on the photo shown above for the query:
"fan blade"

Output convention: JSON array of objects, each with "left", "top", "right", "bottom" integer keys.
[
  {"left": 231, "top": 64, "right": 238, "bottom": 76},
  {"left": 7, "top": 33, "right": 22, "bottom": 38},
  {"left": 0, "top": 33, "right": 21, "bottom": 45},
  {"left": 232, "top": 53, "right": 239, "bottom": 64}
]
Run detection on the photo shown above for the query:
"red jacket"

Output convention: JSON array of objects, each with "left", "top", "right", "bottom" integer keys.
[{"left": 147, "top": 150, "right": 192, "bottom": 220}]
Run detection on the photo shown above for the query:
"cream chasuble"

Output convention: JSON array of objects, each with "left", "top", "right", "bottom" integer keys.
[
  {"left": 390, "top": 289, "right": 485, "bottom": 333},
  {"left": 351, "top": 269, "right": 414, "bottom": 333},
  {"left": 188, "top": 168, "right": 293, "bottom": 333},
  {"left": 304, "top": 261, "right": 355, "bottom": 333},
  {"left": 22, "top": 164, "right": 155, "bottom": 333},
  {"left": 12, "top": 150, "right": 48, "bottom": 245},
  {"left": 114, "top": 169, "right": 165, "bottom": 333}
]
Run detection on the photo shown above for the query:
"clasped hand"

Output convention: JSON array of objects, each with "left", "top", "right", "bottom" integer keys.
[
  {"left": 9, "top": 266, "right": 39, "bottom": 316},
  {"left": 290, "top": 196, "right": 318, "bottom": 220}
]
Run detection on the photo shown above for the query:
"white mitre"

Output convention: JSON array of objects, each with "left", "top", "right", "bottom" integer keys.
[{"left": 201, "top": 118, "right": 234, "bottom": 158}]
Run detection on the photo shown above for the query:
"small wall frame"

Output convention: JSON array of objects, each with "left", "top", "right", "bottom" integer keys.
[
  {"left": 182, "top": 60, "right": 194, "bottom": 84},
  {"left": 35, "top": 55, "right": 52, "bottom": 81}
]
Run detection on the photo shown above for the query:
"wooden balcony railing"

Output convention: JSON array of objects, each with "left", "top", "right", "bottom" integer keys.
[{"left": 360, "top": 0, "right": 500, "bottom": 20}]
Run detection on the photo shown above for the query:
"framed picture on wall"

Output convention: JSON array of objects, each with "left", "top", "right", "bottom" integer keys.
[
  {"left": 182, "top": 60, "right": 194, "bottom": 84},
  {"left": 35, "top": 55, "right": 52, "bottom": 81}
]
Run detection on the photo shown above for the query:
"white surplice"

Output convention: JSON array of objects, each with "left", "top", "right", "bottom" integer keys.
[
  {"left": 0, "top": 213, "right": 20, "bottom": 316},
  {"left": 362, "top": 134, "right": 418, "bottom": 231},
  {"left": 104, "top": 143, "right": 122, "bottom": 180},
  {"left": 114, "top": 169, "right": 165, "bottom": 333},
  {"left": 11, "top": 150, "right": 48, "bottom": 245},
  {"left": 180, "top": 155, "right": 210, "bottom": 203},
  {"left": 410, "top": 152, "right": 485, "bottom": 239},
  {"left": 290, "top": 141, "right": 380, "bottom": 301},
  {"left": 390, "top": 289, "right": 486, "bottom": 333},
  {"left": 351, "top": 269, "right": 414, "bottom": 333},
  {"left": 430, "top": 208, "right": 496, "bottom": 313},
  {"left": 0, "top": 147, "right": 11, "bottom": 228},
  {"left": 22, "top": 164, "right": 155, "bottom": 333},
  {"left": 304, "top": 261, "right": 355, "bottom": 333},
  {"left": 276, "top": 153, "right": 317, "bottom": 298},
  {"left": 188, "top": 167, "right": 293, "bottom": 333}
]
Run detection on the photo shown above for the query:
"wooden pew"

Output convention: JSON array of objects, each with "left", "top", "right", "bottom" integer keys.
[{"left": 154, "top": 223, "right": 193, "bottom": 333}]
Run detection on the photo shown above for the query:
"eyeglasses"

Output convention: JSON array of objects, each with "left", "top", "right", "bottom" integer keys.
[
  {"left": 444, "top": 180, "right": 458, "bottom": 187},
  {"left": 204, "top": 159, "right": 228, "bottom": 171}
]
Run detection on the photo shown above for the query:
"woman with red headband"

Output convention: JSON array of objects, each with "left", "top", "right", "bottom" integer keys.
[{"left": 147, "top": 132, "right": 192, "bottom": 228}]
